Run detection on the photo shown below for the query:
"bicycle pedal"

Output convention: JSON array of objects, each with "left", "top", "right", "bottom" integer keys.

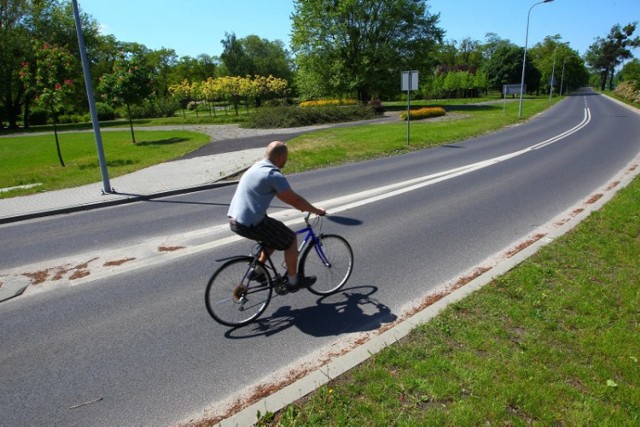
[{"left": 274, "top": 278, "right": 288, "bottom": 295}]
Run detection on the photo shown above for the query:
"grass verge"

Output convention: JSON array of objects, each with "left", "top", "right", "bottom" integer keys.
[
  {"left": 284, "top": 97, "right": 558, "bottom": 173},
  {"left": 0, "top": 130, "right": 210, "bottom": 198},
  {"left": 257, "top": 166, "right": 640, "bottom": 425}
]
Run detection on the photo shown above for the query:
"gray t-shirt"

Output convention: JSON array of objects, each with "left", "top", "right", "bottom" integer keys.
[{"left": 227, "top": 159, "right": 290, "bottom": 226}]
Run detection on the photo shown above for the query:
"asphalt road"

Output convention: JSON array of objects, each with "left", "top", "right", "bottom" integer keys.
[{"left": 1, "top": 89, "right": 639, "bottom": 425}]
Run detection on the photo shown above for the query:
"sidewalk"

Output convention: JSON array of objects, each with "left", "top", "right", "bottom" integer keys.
[{"left": 0, "top": 147, "right": 265, "bottom": 301}]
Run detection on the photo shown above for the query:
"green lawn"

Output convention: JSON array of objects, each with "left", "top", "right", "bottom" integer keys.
[
  {"left": 285, "top": 98, "right": 556, "bottom": 172},
  {"left": 0, "top": 130, "right": 210, "bottom": 198}
]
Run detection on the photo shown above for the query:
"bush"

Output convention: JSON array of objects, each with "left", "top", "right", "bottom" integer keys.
[
  {"left": 95, "top": 102, "right": 117, "bottom": 121},
  {"left": 243, "top": 105, "right": 381, "bottom": 129},
  {"left": 614, "top": 81, "right": 640, "bottom": 105},
  {"left": 400, "top": 107, "right": 446, "bottom": 121},
  {"left": 28, "top": 109, "right": 49, "bottom": 126},
  {"left": 262, "top": 98, "right": 294, "bottom": 107},
  {"left": 57, "top": 113, "right": 90, "bottom": 124},
  {"left": 127, "top": 98, "right": 180, "bottom": 119}
]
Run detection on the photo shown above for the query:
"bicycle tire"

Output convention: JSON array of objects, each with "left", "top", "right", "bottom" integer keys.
[
  {"left": 205, "top": 257, "right": 272, "bottom": 327},
  {"left": 300, "top": 234, "right": 353, "bottom": 295}
]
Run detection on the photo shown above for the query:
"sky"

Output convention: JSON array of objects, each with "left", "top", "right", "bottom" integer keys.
[{"left": 78, "top": 0, "right": 640, "bottom": 61}]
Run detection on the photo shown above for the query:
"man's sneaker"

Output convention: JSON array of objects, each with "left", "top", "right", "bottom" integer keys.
[{"left": 285, "top": 275, "right": 316, "bottom": 293}]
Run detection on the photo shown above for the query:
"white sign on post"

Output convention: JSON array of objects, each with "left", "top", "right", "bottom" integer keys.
[
  {"left": 401, "top": 70, "right": 419, "bottom": 146},
  {"left": 401, "top": 70, "right": 419, "bottom": 91}
]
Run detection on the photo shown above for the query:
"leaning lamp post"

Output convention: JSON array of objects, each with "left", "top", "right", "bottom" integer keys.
[{"left": 518, "top": 0, "right": 554, "bottom": 119}]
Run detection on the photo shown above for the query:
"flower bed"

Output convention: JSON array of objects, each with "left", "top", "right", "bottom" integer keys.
[{"left": 400, "top": 106, "right": 446, "bottom": 121}]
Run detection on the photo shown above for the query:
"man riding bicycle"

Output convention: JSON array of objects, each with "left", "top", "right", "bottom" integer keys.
[{"left": 227, "top": 141, "right": 326, "bottom": 292}]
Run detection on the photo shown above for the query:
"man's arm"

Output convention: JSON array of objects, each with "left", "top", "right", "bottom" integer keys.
[{"left": 276, "top": 188, "right": 326, "bottom": 216}]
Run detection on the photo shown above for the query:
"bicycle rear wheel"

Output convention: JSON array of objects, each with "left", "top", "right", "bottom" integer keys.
[
  {"left": 205, "top": 257, "right": 272, "bottom": 327},
  {"left": 300, "top": 234, "right": 353, "bottom": 295}
]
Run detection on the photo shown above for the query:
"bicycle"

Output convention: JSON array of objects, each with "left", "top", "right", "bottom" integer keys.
[{"left": 205, "top": 213, "right": 354, "bottom": 327}]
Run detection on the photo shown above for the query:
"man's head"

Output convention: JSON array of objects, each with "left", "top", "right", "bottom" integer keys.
[{"left": 266, "top": 141, "right": 288, "bottom": 169}]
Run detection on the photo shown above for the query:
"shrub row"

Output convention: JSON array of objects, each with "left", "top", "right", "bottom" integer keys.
[
  {"left": 400, "top": 106, "right": 446, "bottom": 121},
  {"left": 299, "top": 99, "right": 359, "bottom": 107},
  {"left": 614, "top": 81, "right": 640, "bottom": 105},
  {"left": 243, "top": 105, "right": 381, "bottom": 129}
]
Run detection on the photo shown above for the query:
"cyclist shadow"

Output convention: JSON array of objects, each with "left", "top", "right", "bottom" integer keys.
[{"left": 225, "top": 286, "right": 397, "bottom": 339}]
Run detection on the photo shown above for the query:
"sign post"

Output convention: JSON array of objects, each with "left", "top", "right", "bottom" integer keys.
[
  {"left": 401, "top": 70, "right": 419, "bottom": 145},
  {"left": 503, "top": 84, "right": 525, "bottom": 114}
]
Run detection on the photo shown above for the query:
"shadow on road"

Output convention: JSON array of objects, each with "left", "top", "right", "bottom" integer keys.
[{"left": 224, "top": 286, "right": 397, "bottom": 339}]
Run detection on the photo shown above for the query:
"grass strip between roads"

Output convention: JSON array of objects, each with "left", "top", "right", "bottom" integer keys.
[
  {"left": 0, "top": 130, "right": 210, "bottom": 198},
  {"left": 257, "top": 170, "right": 640, "bottom": 425}
]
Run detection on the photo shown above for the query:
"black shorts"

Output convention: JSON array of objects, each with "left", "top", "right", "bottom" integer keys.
[{"left": 229, "top": 216, "right": 296, "bottom": 251}]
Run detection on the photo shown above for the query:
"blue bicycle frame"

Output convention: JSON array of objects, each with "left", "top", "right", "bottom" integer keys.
[{"left": 296, "top": 215, "right": 332, "bottom": 268}]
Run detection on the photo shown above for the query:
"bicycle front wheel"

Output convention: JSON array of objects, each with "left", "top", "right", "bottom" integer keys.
[
  {"left": 205, "top": 257, "right": 272, "bottom": 327},
  {"left": 300, "top": 234, "right": 353, "bottom": 295}
]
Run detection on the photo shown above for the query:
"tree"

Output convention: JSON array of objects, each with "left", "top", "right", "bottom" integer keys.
[
  {"left": 98, "top": 51, "right": 153, "bottom": 143},
  {"left": 291, "top": 0, "right": 444, "bottom": 101},
  {"left": 220, "top": 32, "right": 250, "bottom": 77},
  {"left": 586, "top": 22, "right": 640, "bottom": 90},
  {"left": 529, "top": 36, "right": 588, "bottom": 95},
  {"left": 619, "top": 59, "right": 640, "bottom": 86},
  {"left": 0, "top": 0, "right": 28, "bottom": 129},
  {"left": 219, "top": 33, "right": 293, "bottom": 84},
  {"left": 484, "top": 43, "right": 526, "bottom": 92},
  {"left": 20, "top": 41, "right": 76, "bottom": 166},
  {"left": 0, "top": 0, "right": 102, "bottom": 129}
]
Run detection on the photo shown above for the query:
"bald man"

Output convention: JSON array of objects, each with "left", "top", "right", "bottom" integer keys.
[{"left": 228, "top": 141, "right": 326, "bottom": 292}]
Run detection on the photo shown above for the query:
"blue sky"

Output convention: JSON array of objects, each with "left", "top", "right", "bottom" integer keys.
[{"left": 78, "top": 0, "right": 639, "bottom": 60}]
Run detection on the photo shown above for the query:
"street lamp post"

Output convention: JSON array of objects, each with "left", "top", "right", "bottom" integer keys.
[
  {"left": 71, "top": 0, "right": 112, "bottom": 194},
  {"left": 560, "top": 56, "right": 567, "bottom": 96},
  {"left": 518, "top": 0, "right": 554, "bottom": 119},
  {"left": 549, "top": 47, "right": 557, "bottom": 101}
]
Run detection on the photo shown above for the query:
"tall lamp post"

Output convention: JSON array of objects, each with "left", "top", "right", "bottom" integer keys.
[
  {"left": 71, "top": 0, "right": 112, "bottom": 194},
  {"left": 549, "top": 46, "right": 557, "bottom": 101},
  {"left": 518, "top": 0, "right": 554, "bottom": 119},
  {"left": 560, "top": 56, "right": 567, "bottom": 96}
]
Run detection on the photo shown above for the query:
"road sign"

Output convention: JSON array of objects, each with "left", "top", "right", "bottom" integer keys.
[
  {"left": 401, "top": 70, "right": 419, "bottom": 91},
  {"left": 503, "top": 84, "right": 525, "bottom": 95}
]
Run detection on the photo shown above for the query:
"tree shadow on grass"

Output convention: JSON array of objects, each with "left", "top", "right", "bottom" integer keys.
[
  {"left": 78, "top": 159, "right": 138, "bottom": 170},
  {"left": 137, "top": 137, "right": 188, "bottom": 146}
]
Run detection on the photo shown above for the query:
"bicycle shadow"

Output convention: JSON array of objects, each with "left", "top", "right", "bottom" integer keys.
[{"left": 224, "top": 286, "right": 397, "bottom": 339}]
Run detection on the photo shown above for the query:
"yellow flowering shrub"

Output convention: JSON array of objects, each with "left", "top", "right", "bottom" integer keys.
[
  {"left": 299, "top": 99, "right": 359, "bottom": 107},
  {"left": 400, "top": 107, "right": 446, "bottom": 121}
]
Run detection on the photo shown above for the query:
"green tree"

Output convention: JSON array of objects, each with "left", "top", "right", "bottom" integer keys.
[
  {"left": 483, "top": 42, "right": 540, "bottom": 94},
  {"left": 619, "top": 59, "right": 640, "bottom": 87},
  {"left": 586, "top": 22, "right": 639, "bottom": 90},
  {"left": 220, "top": 32, "right": 250, "bottom": 77},
  {"left": 529, "top": 36, "right": 588, "bottom": 96},
  {"left": 98, "top": 51, "right": 153, "bottom": 143},
  {"left": 0, "top": 0, "right": 28, "bottom": 129},
  {"left": 0, "top": 0, "right": 102, "bottom": 128},
  {"left": 20, "top": 41, "right": 76, "bottom": 166},
  {"left": 291, "top": 0, "right": 444, "bottom": 101}
]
